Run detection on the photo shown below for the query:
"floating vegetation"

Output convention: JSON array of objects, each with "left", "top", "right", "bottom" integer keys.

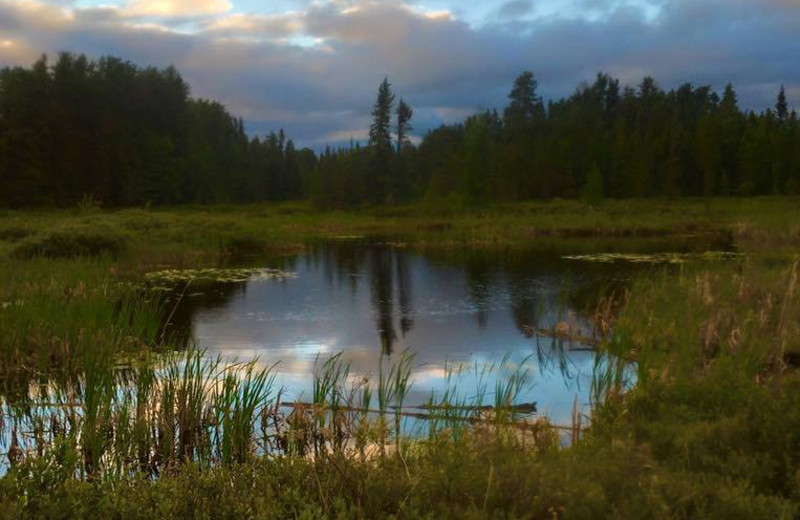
[
  {"left": 562, "top": 251, "right": 742, "bottom": 264},
  {"left": 144, "top": 267, "right": 297, "bottom": 284}
]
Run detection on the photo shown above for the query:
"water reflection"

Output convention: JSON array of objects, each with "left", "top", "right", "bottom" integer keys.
[{"left": 162, "top": 240, "right": 663, "bottom": 424}]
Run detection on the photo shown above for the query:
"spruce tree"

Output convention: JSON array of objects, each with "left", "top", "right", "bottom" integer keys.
[
  {"left": 776, "top": 85, "right": 789, "bottom": 122},
  {"left": 396, "top": 99, "right": 413, "bottom": 154},
  {"left": 504, "top": 71, "right": 540, "bottom": 127},
  {"left": 370, "top": 78, "right": 395, "bottom": 152},
  {"left": 721, "top": 83, "right": 738, "bottom": 112},
  {"left": 368, "top": 77, "right": 395, "bottom": 203}
]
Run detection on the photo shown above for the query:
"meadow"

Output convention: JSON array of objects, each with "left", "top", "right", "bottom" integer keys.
[{"left": 0, "top": 198, "right": 799, "bottom": 519}]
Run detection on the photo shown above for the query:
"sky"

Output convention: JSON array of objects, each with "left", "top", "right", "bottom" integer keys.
[{"left": 1, "top": 0, "right": 799, "bottom": 148}]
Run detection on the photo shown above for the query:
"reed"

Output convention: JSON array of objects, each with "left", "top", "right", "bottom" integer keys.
[{"left": 0, "top": 258, "right": 163, "bottom": 375}]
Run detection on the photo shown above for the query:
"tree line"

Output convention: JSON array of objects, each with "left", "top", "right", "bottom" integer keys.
[
  {"left": 1, "top": 53, "right": 798, "bottom": 208},
  {"left": 314, "top": 72, "right": 799, "bottom": 207},
  {"left": 0, "top": 53, "right": 312, "bottom": 207}
]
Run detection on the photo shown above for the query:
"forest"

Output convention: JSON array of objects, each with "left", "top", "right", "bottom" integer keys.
[{"left": 1, "top": 52, "right": 798, "bottom": 208}]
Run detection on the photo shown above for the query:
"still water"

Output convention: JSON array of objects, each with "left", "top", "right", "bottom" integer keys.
[{"left": 167, "top": 239, "right": 717, "bottom": 425}]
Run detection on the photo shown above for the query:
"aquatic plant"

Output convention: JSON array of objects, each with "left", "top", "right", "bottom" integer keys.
[{"left": 144, "top": 267, "right": 296, "bottom": 285}]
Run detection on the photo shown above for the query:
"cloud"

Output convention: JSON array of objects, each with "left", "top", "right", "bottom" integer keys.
[
  {"left": 200, "top": 12, "right": 303, "bottom": 40},
  {"left": 1, "top": 0, "right": 799, "bottom": 149},
  {"left": 496, "top": 0, "right": 533, "bottom": 19},
  {"left": 122, "top": 0, "right": 232, "bottom": 17}
]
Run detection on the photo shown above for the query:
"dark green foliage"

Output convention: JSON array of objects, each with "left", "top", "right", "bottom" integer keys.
[
  {"left": 369, "top": 78, "right": 396, "bottom": 203},
  {"left": 370, "top": 78, "right": 396, "bottom": 153},
  {"left": 396, "top": 98, "right": 413, "bottom": 154},
  {"left": 0, "top": 54, "right": 313, "bottom": 208},
  {"left": 1, "top": 53, "right": 798, "bottom": 209},
  {"left": 0, "top": 225, "right": 32, "bottom": 243},
  {"left": 503, "top": 70, "right": 543, "bottom": 131},
  {"left": 777, "top": 85, "right": 789, "bottom": 122},
  {"left": 581, "top": 166, "right": 605, "bottom": 206},
  {"left": 314, "top": 72, "right": 798, "bottom": 207}
]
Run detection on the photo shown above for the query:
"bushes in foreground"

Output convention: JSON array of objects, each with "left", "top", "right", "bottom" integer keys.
[{"left": 1, "top": 436, "right": 796, "bottom": 520}]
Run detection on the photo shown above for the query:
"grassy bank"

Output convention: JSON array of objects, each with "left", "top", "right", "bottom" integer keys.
[
  {"left": 0, "top": 199, "right": 799, "bottom": 518},
  {"left": 1, "top": 198, "right": 798, "bottom": 267}
]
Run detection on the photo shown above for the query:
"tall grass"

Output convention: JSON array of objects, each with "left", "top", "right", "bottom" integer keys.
[
  {"left": 1, "top": 349, "right": 280, "bottom": 478},
  {"left": 0, "top": 259, "right": 163, "bottom": 376},
  {"left": 602, "top": 260, "right": 800, "bottom": 389},
  {"left": 0, "top": 349, "right": 555, "bottom": 481}
]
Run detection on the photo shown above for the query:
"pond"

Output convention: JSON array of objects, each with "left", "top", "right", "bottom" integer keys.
[{"left": 161, "top": 237, "right": 732, "bottom": 426}]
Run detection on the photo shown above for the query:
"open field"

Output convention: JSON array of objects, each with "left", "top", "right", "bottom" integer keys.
[{"left": 0, "top": 199, "right": 799, "bottom": 519}]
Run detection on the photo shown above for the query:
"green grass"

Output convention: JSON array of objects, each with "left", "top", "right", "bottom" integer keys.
[
  {"left": 1, "top": 198, "right": 799, "bottom": 518},
  {"left": 1, "top": 197, "right": 798, "bottom": 268},
  {"left": 0, "top": 259, "right": 163, "bottom": 375}
]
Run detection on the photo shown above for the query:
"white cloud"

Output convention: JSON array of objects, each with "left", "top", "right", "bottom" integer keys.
[
  {"left": 200, "top": 12, "right": 303, "bottom": 40},
  {"left": 122, "top": 0, "right": 232, "bottom": 17}
]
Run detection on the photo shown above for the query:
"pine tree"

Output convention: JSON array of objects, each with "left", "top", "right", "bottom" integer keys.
[
  {"left": 721, "top": 84, "right": 738, "bottom": 112},
  {"left": 776, "top": 85, "right": 789, "bottom": 123},
  {"left": 370, "top": 78, "right": 395, "bottom": 152},
  {"left": 368, "top": 78, "right": 395, "bottom": 203},
  {"left": 504, "top": 71, "right": 540, "bottom": 127},
  {"left": 396, "top": 99, "right": 413, "bottom": 154},
  {"left": 463, "top": 114, "right": 492, "bottom": 205}
]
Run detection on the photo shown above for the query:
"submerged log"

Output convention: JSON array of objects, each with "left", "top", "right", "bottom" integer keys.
[{"left": 281, "top": 401, "right": 537, "bottom": 420}]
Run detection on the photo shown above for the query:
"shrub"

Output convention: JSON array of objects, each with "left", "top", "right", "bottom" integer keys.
[
  {"left": 0, "top": 225, "right": 32, "bottom": 243},
  {"left": 11, "top": 224, "right": 129, "bottom": 259}
]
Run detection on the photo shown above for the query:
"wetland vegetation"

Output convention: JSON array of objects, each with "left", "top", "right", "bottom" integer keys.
[{"left": 0, "top": 199, "right": 799, "bottom": 519}]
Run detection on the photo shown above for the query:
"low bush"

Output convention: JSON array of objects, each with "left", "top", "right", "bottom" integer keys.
[
  {"left": 0, "top": 225, "right": 33, "bottom": 243},
  {"left": 11, "top": 224, "right": 129, "bottom": 259}
]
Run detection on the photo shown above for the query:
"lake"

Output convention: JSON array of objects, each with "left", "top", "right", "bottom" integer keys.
[{"left": 163, "top": 237, "right": 730, "bottom": 426}]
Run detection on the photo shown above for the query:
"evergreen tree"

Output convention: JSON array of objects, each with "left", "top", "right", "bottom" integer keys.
[
  {"left": 777, "top": 85, "right": 789, "bottom": 123},
  {"left": 370, "top": 77, "right": 395, "bottom": 152},
  {"left": 396, "top": 99, "right": 413, "bottom": 154},
  {"left": 503, "top": 71, "right": 541, "bottom": 129},
  {"left": 462, "top": 114, "right": 493, "bottom": 204},
  {"left": 2, "top": 54, "right": 799, "bottom": 209},
  {"left": 368, "top": 77, "right": 395, "bottom": 203}
]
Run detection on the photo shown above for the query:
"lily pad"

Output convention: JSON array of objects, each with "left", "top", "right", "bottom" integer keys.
[
  {"left": 144, "top": 267, "right": 297, "bottom": 284},
  {"left": 562, "top": 251, "right": 742, "bottom": 264}
]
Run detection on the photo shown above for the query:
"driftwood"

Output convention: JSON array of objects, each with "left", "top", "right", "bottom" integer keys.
[
  {"left": 281, "top": 401, "right": 538, "bottom": 424},
  {"left": 522, "top": 324, "right": 601, "bottom": 348}
]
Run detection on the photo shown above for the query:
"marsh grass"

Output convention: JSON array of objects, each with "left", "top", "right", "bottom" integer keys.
[
  {"left": 604, "top": 260, "right": 800, "bottom": 388},
  {"left": 1, "top": 349, "right": 549, "bottom": 485},
  {"left": 0, "top": 259, "right": 163, "bottom": 374},
  {"left": 2, "top": 197, "right": 798, "bottom": 269},
  {"left": 11, "top": 224, "right": 129, "bottom": 260},
  {"left": 2, "top": 200, "right": 800, "bottom": 518},
  {"left": 1, "top": 349, "right": 281, "bottom": 479}
]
